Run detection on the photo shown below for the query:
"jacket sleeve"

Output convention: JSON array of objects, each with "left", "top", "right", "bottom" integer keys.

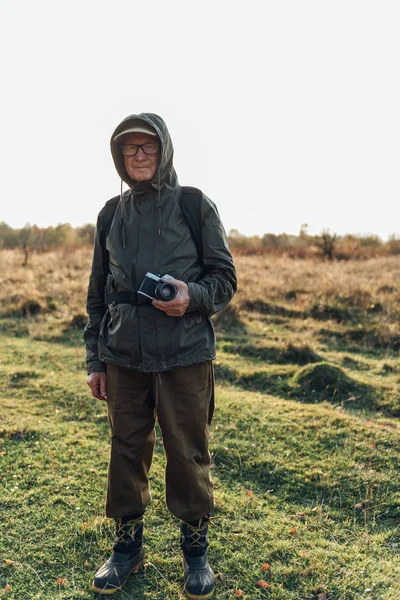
[
  {"left": 83, "top": 210, "right": 108, "bottom": 374},
  {"left": 187, "top": 196, "right": 237, "bottom": 317}
]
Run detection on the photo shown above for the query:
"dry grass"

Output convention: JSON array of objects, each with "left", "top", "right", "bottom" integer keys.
[
  {"left": 0, "top": 248, "right": 91, "bottom": 318},
  {"left": 1, "top": 249, "right": 399, "bottom": 315},
  {"left": 234, "top": 253, "right": 400, "bottom": 310},
  {"left": 231, "top": 255, "right": 400, "bottom": 349},
  {"left": 1, "top": 246, "right": 399, "bottom": 371},
  {"left": 1, "top": 249, "right": 399, "bottom": 352}
]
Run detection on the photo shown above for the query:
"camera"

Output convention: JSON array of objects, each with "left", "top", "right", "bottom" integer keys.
[{"left": 138, "top": 272, "right": 177, "bottom": 301}]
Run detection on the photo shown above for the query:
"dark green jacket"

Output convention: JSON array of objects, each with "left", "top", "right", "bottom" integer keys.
[{"left": 84, "top": 113, "right": 236, "bottom": 374}]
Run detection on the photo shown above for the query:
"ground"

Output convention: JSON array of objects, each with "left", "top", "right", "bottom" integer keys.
[{"left": 0, "top": 249, "right": 399, "bottom": 599}]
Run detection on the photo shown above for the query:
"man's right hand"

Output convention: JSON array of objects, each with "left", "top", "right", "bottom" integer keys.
[{"left": 87, "top": 372, "right": 107, "bottom": 401}]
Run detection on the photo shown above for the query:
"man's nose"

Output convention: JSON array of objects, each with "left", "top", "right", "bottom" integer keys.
[{"left": 135, "top": 147, "right": 147, "bottom": 160}]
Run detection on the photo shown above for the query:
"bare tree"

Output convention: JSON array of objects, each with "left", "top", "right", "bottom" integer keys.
[
  {"left": 319, "top": 229, "right": 337, "bottom": 260},
  {"left": 18, "top": 224, "right": 32, "bottom": 266}
]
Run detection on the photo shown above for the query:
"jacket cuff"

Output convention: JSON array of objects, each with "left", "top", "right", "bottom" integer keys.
[{"left": 87, "top": 360, "right": 106, "bottom": 375}]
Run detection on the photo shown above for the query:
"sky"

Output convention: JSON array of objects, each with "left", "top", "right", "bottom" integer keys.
[{"left": 1, "top": 0, "right": 399, "bottom": 239}]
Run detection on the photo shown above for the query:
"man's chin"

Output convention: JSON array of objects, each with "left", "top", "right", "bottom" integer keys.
[{"left": 131, "top": 170, "right": 153, "bottom": 182}]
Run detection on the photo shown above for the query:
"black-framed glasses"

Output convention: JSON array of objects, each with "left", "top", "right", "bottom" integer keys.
[{"left": 121, "top": 142, "right": 159, "bottom": 157}]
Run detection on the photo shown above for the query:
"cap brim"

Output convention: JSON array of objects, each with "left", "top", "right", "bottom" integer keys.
[{"left": 114, "top": 126, "right": 157, "bottom": 142}]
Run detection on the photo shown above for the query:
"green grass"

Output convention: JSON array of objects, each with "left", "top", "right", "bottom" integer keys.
[{"left": 1, "top": 310, "right": 400, "bottom": 600}]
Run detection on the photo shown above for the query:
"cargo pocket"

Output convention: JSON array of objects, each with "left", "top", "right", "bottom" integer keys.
[
  {"left": 106, "top": 265, "right": 128, "bottom": 294},
  {"left": 106, "top": 304, "right": 141, "bottom": 365}
]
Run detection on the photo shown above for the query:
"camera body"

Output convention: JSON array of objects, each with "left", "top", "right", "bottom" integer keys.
[{"left": 138, "top": 272, "right": 177, "bottom": 301}]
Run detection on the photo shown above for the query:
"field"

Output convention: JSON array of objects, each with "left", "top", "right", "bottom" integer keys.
[{"left": 0, "top": 248, "right": 399, "bottom": 600}]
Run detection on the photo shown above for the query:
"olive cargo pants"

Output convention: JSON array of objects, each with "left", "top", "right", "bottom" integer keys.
[{"left": 105, "top": 361, "right": 215, "bottom": 522}]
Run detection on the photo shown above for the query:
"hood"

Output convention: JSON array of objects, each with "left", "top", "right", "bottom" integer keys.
[{"left": 110, "top": 113, "right": 179, "bottom": 192}]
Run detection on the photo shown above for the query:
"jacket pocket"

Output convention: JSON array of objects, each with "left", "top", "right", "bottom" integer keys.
[
  {"left": 184, "top": 311, "right": 203, "bottom": 327},
  {"left": 106, "top": 265, "right": 128, "bottom": 293},
  {"left": 99, "top": 304, "right": 141, "bottom": 366},
  {"left": 99, "top": 308, "right": 111, "bottom": 341}
]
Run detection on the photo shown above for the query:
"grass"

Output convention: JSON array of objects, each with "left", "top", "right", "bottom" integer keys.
[{"left": 0, "top": 249, "right": 400, "bottom": 599}]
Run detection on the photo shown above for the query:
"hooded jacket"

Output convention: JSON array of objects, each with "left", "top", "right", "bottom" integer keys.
[{"left": 84, "top": 113, "right": 236, "bottom": 374}]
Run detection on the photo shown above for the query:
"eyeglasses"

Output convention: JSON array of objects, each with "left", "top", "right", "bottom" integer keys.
[{"left": 121, "top": 142, "right": 159, "bottom": 157}]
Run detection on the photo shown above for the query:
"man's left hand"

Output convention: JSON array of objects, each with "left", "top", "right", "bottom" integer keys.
[{"left": 152, "top": 277, "right": 189, "bottom": 316}]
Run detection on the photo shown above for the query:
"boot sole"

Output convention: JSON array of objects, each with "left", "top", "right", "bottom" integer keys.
[
  {"left": 91, "top": 559, "right": 144, "bottom": 595},
  {"left": 185, "top": 590, "right": 214, "bottom": 600},
  {"left": 182, "top": 556, "right": 215, "bottom": 600}
]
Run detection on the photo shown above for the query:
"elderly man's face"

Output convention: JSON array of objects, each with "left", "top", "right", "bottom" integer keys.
[{"left": 120, "top": 132, "right": 160, "bottom": 182}]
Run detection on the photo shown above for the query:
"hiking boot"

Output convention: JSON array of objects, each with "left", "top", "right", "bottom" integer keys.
[
  {"left": 92, "top": 515, "right": 144, "bottom": 595},
  {"left": 180, "top": 515, "right": 215, "bottom": 600}
]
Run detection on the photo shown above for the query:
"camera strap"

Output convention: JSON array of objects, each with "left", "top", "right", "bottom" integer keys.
[{"left": 105, "top": 291, "right": 152, "bottom": 306}]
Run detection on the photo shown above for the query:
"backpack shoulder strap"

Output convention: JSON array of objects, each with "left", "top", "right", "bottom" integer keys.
[
  {"left": 180, "top": 186, "right": 203, "bottom": 262},
  {"left": 99, "top": 195, "right": 120, "bottom": 245}
]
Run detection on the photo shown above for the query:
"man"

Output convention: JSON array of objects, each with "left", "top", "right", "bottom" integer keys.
[{"left": 84, "top": 113, "right": 236, "bottom": 598}]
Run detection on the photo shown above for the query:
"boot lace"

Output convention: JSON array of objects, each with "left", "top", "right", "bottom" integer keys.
[
  {"left": 181, "top": 516, "right": 211, "bottom": 548},
  {"left": 115, "top": 517, "right": 142, "bottom": 545}
]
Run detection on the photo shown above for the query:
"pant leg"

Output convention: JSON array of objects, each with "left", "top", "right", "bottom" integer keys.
[
  {"left": 105, "top": 364, "right": 156, "bottom": 518},
  {"left": 155, "top": 361, "right": 215, "bottom": 522}
]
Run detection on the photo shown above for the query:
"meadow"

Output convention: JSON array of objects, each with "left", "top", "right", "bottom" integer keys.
[{"left": 0, "top": 248, "right": 399, "bottom": 600}]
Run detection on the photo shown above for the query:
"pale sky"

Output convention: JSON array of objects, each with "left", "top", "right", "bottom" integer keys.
[{"left": 1, "top": 0, "right": 399, "bottom": 239}]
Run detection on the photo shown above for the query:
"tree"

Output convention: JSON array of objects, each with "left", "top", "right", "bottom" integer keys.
[
  {"left": 0, "top": 221, "right": 19, "bottom": 248},
  {"left": 318, "top": 229, "right": 337, "bottom": 260},
  {"left": 299, "top": 223, "right": 309, "bottom": 238},
  {"left": 387, "top": 234, "right": 400, "bottom": 255},
  {"left": 76, "top": 223, "right": 95, "bottom": 246},
  {"left": 18, "top": 224, "right": 32, "bottom": 266}
]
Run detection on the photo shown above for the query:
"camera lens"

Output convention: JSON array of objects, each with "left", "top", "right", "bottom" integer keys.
[{"left": 155, "top": 282, "right": 177, "bottom": 301}]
